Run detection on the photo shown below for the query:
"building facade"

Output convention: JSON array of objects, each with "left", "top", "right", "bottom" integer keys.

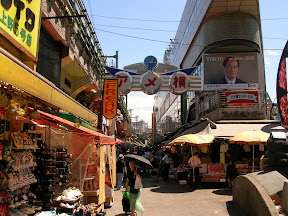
[
  {"left": 154, "top": 0, "right": 266, "bottom": 137},
  {"left": 0, "top": 0, "right": 130, "bottom": 136}
]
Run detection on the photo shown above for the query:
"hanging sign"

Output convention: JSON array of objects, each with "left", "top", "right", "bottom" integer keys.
[
  {"left": 115, "top": 71, "right": 132, "bottom": 95},
  {"left": 169, "top": 71, "right": 190, "bottom": 94},
  {"left": 103, "top": 80, "right": 118, "bottom": 119},
  {"left": 140, "top": 72, "right": 161, "bottom": 95},
  {"left": 0, "top": 0, "right": 42, "bottom": 61}
]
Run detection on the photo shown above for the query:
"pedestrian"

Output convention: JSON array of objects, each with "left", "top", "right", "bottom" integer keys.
[
  {"left": 150, "top": 154, "right": 159, "bottom": 182},
  {"left": 125, "top": 160, "right": 145, "bottom": 215},
  {"left": 225, "top": 150, "right": 238, "bottom": 189},
  {"left": 188, "top": 151, "right": 201, "bottom": 185},
  {"left": 116, "top": 154, "right": 126, "bottom": 190},
  {"left": 161, "top": 152, "right": 171, "bottom": 181}
]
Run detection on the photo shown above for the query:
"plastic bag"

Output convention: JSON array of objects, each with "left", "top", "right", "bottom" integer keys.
[
  {"left": 134, "top": 175, "right": 143, "bottom": 189},
  {"left": 123, "top": 190, "right": 129, "bottom": 199}
]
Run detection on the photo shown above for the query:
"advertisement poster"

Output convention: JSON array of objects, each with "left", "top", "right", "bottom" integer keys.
[{"left": 203, "top": 53, "right": 259, "bottom": 90}]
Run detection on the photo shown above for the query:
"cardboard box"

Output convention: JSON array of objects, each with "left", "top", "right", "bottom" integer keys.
[{"left": 199, "top": 164, "right": 208, "bottom": 174}]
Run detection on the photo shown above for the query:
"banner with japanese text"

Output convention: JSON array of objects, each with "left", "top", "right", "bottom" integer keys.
[
  {"left": 103, "top": 79, "right": 118, "bottom": 119},
  {"left": 0, "top": 0, "right": 42, "bottom": 60},
  {"left": 225, "top": 91, "right": 258, "bottom": 107}
]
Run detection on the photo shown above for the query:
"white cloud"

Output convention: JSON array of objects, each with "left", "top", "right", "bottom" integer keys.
[
  {"left": 127, "top": 92, "right": 154, "bottom": 126},
  {"left": 265, "top": 50, "right": 281, "bottom": 56}
]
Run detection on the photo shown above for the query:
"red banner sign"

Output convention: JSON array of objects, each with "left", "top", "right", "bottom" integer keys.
[
  {"left": 225, "top": 91, "right": 258, "bottom": 107},
  {"left": 103, "top": 80, "right": 118, "bottom": 119}
]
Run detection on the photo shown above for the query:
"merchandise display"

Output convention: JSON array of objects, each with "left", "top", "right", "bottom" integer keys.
[
  {"left": 0, "top": 96, "right": 115, "bottom": 216},
  {"left": 201, "top": 163, "right": 226, "bottom": 182}
]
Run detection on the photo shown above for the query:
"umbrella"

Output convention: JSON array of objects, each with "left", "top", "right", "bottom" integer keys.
[
  {"left": 124, "top": 154, "right": 153, "bottom": 167},
  {"left": 120, "top": 142, "right": 133, "bottom": 150},
  {"left": 229, "top": 130, "right": 270, "bottom": 172},
  {"left": 168, "top": 134, "right": 215, "bottom": 146}
]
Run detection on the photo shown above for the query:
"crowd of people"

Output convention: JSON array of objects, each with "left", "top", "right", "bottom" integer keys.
[{"left": 115, "top": 145, "right": 240, "bottom": 215}]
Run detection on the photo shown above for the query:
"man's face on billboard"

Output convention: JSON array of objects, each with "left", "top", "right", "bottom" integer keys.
[{"left": 224, "top": 60, "right": 239, "bottom": 81}]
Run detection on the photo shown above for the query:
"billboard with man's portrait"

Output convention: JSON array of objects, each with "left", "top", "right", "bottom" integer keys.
[{"left": 203, "top": 53, "right": 259, "bottom": 90}]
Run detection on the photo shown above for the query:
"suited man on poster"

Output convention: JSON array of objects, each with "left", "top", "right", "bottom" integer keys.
[{"left": 213, "top": 57, "right": 246, "bottom": 84}]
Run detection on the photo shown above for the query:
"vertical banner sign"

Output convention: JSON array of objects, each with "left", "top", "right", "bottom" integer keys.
[
  {"left": 103, "top": 79, "right": 118, "bottom": 119},
  {"left": 0, "top": 0, "right": 42, "bottom": 61},
  {"left": 277, "top": 41, "right": 288, "bottom": 129}
]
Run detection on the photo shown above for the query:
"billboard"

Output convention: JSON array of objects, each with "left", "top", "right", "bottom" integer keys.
[
  {"left": 203, "top": 53, "right": 259, "bottom": 90},
  {"left": 0, "top": 0, "right": 42, "bottom": 61}
]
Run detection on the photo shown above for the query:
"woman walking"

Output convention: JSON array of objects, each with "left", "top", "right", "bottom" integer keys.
[
  {"left": 150, "top": 154, "right": 159, "bottom": 183},
  {"left": 125, "top": 160, "right": 145, "bottom": 215}
]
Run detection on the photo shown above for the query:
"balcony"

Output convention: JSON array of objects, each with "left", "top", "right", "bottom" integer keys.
[{"left": 196, "top": 90, "right": 267, "bottom": 121}]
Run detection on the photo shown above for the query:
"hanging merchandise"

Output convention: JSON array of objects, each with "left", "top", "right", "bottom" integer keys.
[{"left": 220, "top": 143, "right": 229, "bottom": 153}]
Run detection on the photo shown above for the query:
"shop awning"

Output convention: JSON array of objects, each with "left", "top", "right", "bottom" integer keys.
[
  {"left": 38, "top": 110, "right": 115, "bottom": 145},
  {"left": 0, "top": 48, "right": 98, "bottom": 123},
  {"left": 168, "top": 119, "right": 286, "bottom": 140},
  {"left": 209, "top": 120, "right": 286, "bottom": 138}
]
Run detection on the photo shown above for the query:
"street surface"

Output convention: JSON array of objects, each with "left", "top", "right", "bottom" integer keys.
[{"left": 104, "top": 177, "right": 244, "bottom": 216}]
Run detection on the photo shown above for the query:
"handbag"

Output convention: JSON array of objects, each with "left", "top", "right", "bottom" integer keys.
[{"left": 134, "top": 174, "right": 143, "bottom": 189}]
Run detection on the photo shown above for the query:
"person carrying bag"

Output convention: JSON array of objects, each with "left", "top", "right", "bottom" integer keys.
[{"left": 125, "top": 161, "right": 145, "bottom": 215}]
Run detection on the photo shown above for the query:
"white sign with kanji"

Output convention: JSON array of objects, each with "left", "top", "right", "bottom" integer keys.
[
  {"left": 169, "top": 72, "right": 190, "bottom": 94},
  {"left": 115, "top": 72, "right": 132, "bottom": 95},
  {"left": 140, "top": 72, "right": 161, "bottom": 95}
]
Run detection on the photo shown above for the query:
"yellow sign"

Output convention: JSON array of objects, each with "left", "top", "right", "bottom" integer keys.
[
  {"left": 103, "top": 79, "right": 118, "bottom": 119},
  {"left": 0, "top": 0, "right": 42, "bottom": 61},
  {"left": 220, "top": 152, "right": 225, "bottom": 164}
]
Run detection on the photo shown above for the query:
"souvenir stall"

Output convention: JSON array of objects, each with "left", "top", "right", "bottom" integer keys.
[
  {"left": 0, "top": 90, "right": 116, "bottom": 215},
  {"left": 39, "top": 112, "right": 116, "bottom": 215}
]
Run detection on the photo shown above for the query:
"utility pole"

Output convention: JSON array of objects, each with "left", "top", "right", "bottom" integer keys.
[{"left": 103, "top": 51, "right": 118, "bottom": 68}]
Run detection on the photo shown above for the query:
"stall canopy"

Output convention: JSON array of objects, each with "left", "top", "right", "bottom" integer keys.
[
  {"left": 0, "top": 48, "right": 98, "bottom": 122},
  {"left": 38, "top": 110, "right": 115, "bottom": 145},
  {"left": 172, "top": 119, "right": 286, "bottom": 139}
]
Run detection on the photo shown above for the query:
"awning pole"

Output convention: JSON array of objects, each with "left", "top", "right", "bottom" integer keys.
[
  {"left": 191, "top": 145, "right": 194, "bottom": 184},
  {"left": 252, "top": 144, "right": 255, "bottom": 172}
]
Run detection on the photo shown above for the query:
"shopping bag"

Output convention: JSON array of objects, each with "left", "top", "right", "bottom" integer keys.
[
  {"left": 134, "top": 174, "right": 143, "bottom": 189},
  {"left": 123, "top": 190, "right": 129, "bottom": 199}
]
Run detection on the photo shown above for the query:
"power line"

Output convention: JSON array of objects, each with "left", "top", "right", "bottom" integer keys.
[
  {"left": 91, "top": 13, "right": 288, "bottom": 23},
  {"left": 94, "top": 23, "right": 176, "bottom": 33},
  {"left": 95, "top": 27, "right": 288, "bottom": 51},
  {"left": 94, "top": 28, "right": 171, "bottom": 44},
  {"left": 261, "top": 18, "right": 288, "bottom": 21},
  {"left": 91, "top": 14, "right": 182, "bottom": 23}
]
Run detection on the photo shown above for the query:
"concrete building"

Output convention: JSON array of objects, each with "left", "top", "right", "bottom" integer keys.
[{"left": 154, "top": 0, "right": 268, "bottom": 137}]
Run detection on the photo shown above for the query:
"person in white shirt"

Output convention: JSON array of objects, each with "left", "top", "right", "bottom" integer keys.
[
  {"left": 188, "top": 151, "right": 201, "bottom": 185},
  {"left": 161, "top": 152, "right": 171, "bottom": 181}
]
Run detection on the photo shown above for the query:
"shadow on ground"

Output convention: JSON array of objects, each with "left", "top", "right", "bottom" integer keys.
[
  {"left": 150, "top": 184, "right": 196, "bottom": 193},
  {"left": 226, "top": 201, "right": 245, "bottom": 216},
  {"left": 212, "top": 188, "right": 232, "bottom": 196}
]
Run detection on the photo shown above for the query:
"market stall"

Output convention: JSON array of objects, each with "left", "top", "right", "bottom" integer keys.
[{"left": 0, "top": 91, "right": 116, "bottom": 215}]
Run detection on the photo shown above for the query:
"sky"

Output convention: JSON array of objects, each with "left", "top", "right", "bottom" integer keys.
[{"left": 83, "top": 0, "right": 288, "bottom": 126}]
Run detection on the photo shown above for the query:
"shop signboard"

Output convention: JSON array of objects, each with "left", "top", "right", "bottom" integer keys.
[
  {"left": 140, "top": 72, "right": 161, "bottom": 95},
  {"left": 225, "top": 91, "right": 258, "bottom": 107},
  {"left": 0, "top": 0, "right": 41, "bottom": 61},
  {"left": 103, "top": 80, "right": 118, "bottom": 119},
  {"left": 115, "top": 71, "right": 132, "bottom": 95},
  {"left": 203, "top": 53, "right": 259, "bottom": 91},
  {"left": 169, "top": 71, "right": 190, "bottom": 95}
]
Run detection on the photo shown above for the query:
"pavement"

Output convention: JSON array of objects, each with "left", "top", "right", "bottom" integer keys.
[{"left": 103, "top": 176, "right": 244, "bottom": 216}]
